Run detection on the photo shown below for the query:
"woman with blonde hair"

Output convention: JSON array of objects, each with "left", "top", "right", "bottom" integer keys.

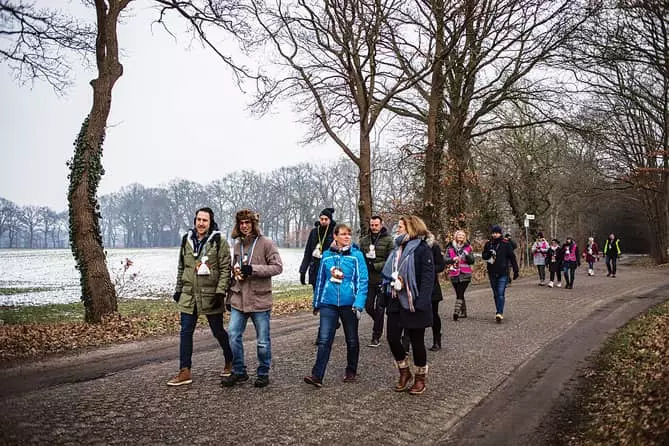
[
  {"left": 381, "top": 215, "right": 435, "bottom": 395},
  {"left": 445, "top": 230, "right": 475, "bottom": 321}
]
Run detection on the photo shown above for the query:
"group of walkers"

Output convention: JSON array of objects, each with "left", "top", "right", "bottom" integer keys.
[
  {"left": 166, "top": 205, "right": 621, "bottom": 396},
  {"left": 530, "top": 232, "right": 622, "bottom": 289}
]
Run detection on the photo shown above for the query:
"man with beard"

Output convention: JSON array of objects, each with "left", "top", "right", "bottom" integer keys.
[
  {"left": 168, "top": 207, "right": 233, "bottom": 386},
  {"left": 358, "top": 215, "right": 394, "bottom": 347}
]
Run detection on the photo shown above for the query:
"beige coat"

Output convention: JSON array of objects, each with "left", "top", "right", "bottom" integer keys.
[{"left": 229, "top": 235, "right": 283, "bottom": 312}]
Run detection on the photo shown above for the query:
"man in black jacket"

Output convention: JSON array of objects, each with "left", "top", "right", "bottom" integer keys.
[
  {"left": 299, "top": 208, "right": 338, "bottom": 343},
  {"left": 482, "top": 225, "right": 519, "bottom": 323},
  {"left": 299, "top": 208, "right": 336, "bottom": 289}
]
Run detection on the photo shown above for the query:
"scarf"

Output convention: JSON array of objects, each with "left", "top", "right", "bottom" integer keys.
[{"left": 381, "top": 234, "right": 421, "bottom": 312}]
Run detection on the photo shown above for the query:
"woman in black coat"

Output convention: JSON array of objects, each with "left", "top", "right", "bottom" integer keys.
[
  {"left": 382, "top": 215, "right": 434, "bottom": 395},
  {"left": 427, "top": 234, "right": 446, "bottom": 351}
]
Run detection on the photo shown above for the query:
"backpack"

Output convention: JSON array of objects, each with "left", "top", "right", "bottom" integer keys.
[{"left": 180, "top": 232, "right": 222, "bottom": 257}]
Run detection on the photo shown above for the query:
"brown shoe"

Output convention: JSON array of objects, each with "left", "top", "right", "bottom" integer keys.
[
  {"left": 167, "top": 367, "right": 192, "bottom": 386},
  {"left": 409, "top": 365, "right": 428, "bottom": 395},
  {"left": 394, "top": 358, "right": 412, "bottom": 392},
  {"left": 220, "top": 361, "right": 233, "bottom": 377}
]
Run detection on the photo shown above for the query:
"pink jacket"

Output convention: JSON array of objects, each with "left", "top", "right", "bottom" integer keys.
[{"left": 446, "top": 243, "right": 473, "bottom": 278}]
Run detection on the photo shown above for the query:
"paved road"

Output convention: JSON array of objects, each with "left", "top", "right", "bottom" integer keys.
[{"left": 1, "top": 264, "right": 667, "bottom": 445}]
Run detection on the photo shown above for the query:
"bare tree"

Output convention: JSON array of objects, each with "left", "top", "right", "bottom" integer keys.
[
  {"left": 566, "top": 0, "right": 669, "bottom": 263},
  {"left": 389, "top": 0, "right": 587, "bottom": 233},
  {"left": 0, "top": 0, "right": 95, "bottom": 92},
  {"left": 245, "top": 0, "right": 430, "bottom": 232}
]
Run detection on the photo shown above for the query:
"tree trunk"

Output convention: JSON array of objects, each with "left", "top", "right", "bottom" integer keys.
[
  {"left": 68, "top": 0, "right": 128, "bottom": 323},
  {"left": 421, "top": 0, "right": 446, "bottom": 241},
  {"left": 358, "top": 130, "right": 373, "bottom": 235}
]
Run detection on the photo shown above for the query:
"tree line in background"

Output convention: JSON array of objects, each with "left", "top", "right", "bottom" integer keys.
[
  {"left": 2, "top": 0, "right": 666, "bottom": 322},
  {"left": 1, "top": 140, "right": 650, "bottom": 258}
]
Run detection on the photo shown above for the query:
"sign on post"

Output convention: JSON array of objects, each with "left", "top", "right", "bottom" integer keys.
[{"left": 525, "top": 214, "right": 535, "bottom": 220}]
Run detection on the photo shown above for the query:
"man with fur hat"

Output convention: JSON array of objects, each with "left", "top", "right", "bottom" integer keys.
[
  {"left": 168, "top": 207, "right": 233, "bottom": 386},
  {"left": 299, "top": 208, "right": 336, "bottom": 289},
  {"left": 221, "top": 209, "right": 283, "bottom": 388},
  {"left": 482, "top": 225, "right": 519, "bottom": 323}
]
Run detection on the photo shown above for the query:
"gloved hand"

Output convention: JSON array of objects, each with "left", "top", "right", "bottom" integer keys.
[
  {"left": 225, "top": 303, "right": 232, "bottom": 312},
  {"left": 313, "top": 308, "right": 319, "bottom": 316},
  {"left": 172, "top": 292, "right": 181, "bottom": 302},
  {"left": 241, "top": 264, "right": 252, "bottom": 277},
  {"left": 353, "top": 307, "right": 363, "bottom": 320},
  {"left": 300, "top": 272, "right": 307, "bottom": 285},
  {"left": 513, "top": 272, "right": 519, "bottom": 280}
]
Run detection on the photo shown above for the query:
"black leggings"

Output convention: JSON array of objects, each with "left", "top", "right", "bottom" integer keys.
[
  {"left": 431, "top": 301, "right": 441, "bottom": 338},
  {"left": 387, "top": 312, "right": 427, "bottom": 367},
  {"left": 451, "top": 281, "right": 469, "bottom": 300}
]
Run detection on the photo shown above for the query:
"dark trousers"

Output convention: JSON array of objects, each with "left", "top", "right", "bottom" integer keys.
[
  {"left": 606, "top": 256, "right": 617, "bottom": 275},
  {"left": 364, "top": 284, "right": 385, "bottom": 340},
  {"left": 387, "top": 312, "right": 427, "bottom": 367},
  {"left": 431, "top": 301, "right": 441, "bottom": 339},
  {"left": 537, "top": 265, "right": 546, "bottom": 281},
  {"left": 179, "top": 309, "right": 232, "bottom": 370},
  {"left": 549, "top": 269, "right": 562, "bottom": 282}
]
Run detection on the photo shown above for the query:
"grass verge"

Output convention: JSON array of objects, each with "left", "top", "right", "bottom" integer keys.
[
  {"left": 557, "top": 299, "right": 669, "bottom": 445},
  {"left": 0, "top": 291, "right": 313, "bottom": 363}
]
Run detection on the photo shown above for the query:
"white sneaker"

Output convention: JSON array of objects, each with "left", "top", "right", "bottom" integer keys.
[
  {"left": 588, "top": 268, "right": 593, "bottom": 276},
  {"left": 557, "top": 281, "right": 562, "bottom": 288},
  {"left": 548, "top": 281, "right": 554, "bottom": 288}
]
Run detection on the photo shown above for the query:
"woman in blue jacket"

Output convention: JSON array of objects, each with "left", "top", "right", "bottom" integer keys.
[
  {"left": 304, "top": 223, "right": 368, "bottom": 387},
  {"left": 382, "top": 215, "right": 435, "bottom": 395}
]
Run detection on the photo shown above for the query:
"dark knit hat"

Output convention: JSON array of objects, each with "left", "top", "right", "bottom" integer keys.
[
  {"left": 491, "top": 225, "right": 503, "bottom": 234},
  {"left": 537, "top": 231, "right": 544, "bottom": 238},
  {"left": 319, "top": 207, "right": 335, "bottom": 220}
]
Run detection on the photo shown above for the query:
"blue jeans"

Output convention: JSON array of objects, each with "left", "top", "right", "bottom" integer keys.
[
  {"left": 606, "top": 256, "right": 617, "bottom": 275},
  {"left": 312, "top": 304, "right": 360, "bottom": 381},
  {"left": 488, "top": 273, "right": 508, "bottom": 315},
  {"left": 562, "top": 264, "right": 576, "bottom": 286},
  {"left": 229, "top": 309, "right": 272, "bottom": 376},
  {"left": 179, "top": 310, "right": 232, "bottom": 369}
]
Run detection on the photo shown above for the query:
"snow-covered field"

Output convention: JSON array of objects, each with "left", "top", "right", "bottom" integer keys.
[{"left": 0, "top": 248, "right": 304, "bottom": 306}]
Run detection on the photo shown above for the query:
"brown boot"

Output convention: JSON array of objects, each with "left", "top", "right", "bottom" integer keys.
[
  {"left": 409, "top": 365, "right": 428, "bottom": 395},
  {"left": 167, "top": 367, "right": 192, "bottom": 386},
  {"left": 220, "top": 361, "right": 233, "bottom": 377},
  {"left": 394, "top": 358, "right": 412, "bottom": 392}
]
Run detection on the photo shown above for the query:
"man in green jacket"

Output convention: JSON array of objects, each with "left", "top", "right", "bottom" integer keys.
[
  {"left": 168, "top": 207, "right": 233, "bottom": 386},
  {"left": 358, "top": 215, "right": 394, "bottom": 347}
]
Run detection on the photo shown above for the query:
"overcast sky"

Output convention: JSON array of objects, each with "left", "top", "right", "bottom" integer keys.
[{"left": 0, "top": 1, "right": 341, "bottom": 211}]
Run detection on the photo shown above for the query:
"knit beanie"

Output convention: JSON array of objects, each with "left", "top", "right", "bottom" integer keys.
[{"left": 319, "top": 208, "right": 335, "bottom": 220}]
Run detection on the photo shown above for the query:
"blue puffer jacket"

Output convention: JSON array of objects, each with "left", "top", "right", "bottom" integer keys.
[{"left": 313, "top": 244, "right": 368, "bottom": 310}]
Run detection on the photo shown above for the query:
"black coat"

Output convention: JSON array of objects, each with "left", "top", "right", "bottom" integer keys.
[
  {"left": 482, "top": 237, "right": 519, "bottom": 278},
  {"left": 545, "top": 246, "right": 564, "bottom": 273},
  {"left": 387, "top": 240, "right": 435, "bottom": 329},
  {"left": 430, "top": 241, "right": 446, "bottom": 302},
  {"left": 299, "top": 221, "right": 336, "bottom": 286}
]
